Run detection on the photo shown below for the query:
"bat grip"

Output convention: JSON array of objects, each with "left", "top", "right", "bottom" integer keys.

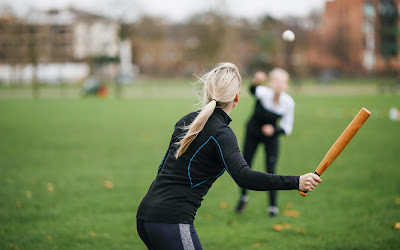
[{"left": 298, "top": 172, "right": 320, "bottom": 197}]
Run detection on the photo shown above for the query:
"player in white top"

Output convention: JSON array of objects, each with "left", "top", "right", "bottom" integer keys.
[{"left": 235, "top": 68, "right": 295, "bottom": 216}]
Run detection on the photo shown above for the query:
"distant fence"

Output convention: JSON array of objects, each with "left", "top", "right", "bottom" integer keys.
[
  {"left": 0, "top": 63, "right": 90, "bottom": 85},
  {"left": 0, "top": 80, "right": 398, "bottom": 100}
]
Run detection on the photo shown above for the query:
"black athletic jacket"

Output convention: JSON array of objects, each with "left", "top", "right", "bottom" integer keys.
[
  {"left": 136, "top": 108, "right": 299, "bottom": 224},
  {"left": 247, "top": 84, "right": 295, "bottom": 137}
]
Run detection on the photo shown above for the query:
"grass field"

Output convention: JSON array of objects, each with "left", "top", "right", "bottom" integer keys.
[{"left": 0, "top": 83, "right": 399, "bottom": 249}]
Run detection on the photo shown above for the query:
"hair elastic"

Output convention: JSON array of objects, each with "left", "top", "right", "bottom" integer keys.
[{"left": 212, "top": 99, "right": 217, "bottom": 102}]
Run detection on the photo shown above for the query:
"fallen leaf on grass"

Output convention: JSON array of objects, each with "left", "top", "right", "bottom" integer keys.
[
  {"left": 273, "top": 223, "right": 292, "bottom": 231},
  {"left": 253, "top": 242, "right": 264, "bottom": 247},
  {"left": 227, "top": 219, "right": 235, "bottom": 226},
  {"left": 140, "top": 132, "right": 152, "bottom": 142},
  {"left": 15, "top": 201, "right": 22, "bottom": 208},
  {"left": 47, "top": 235, "right": 52, "bottom": 241},
  {"left": 89, "top": 231, "right": 97, "bottom": 237},
  {"left": 203, "top": 215, "right": 212, "bottom": 220},
  {"left": 25, "top": 190, "right": 32, "bottom": 198},
  {"left": 219, "top": 202, "right": 228, "bottom": 209},
  {"left": 281, "top": 223, "right": 292, "bottom": 229},
  {"left": 284, "top": 203, "right": 293, "bottom": 210},
  {"left": 395, "top": 197, "right": 400, "bottom": 205},
  {"left": 296, "top": 228, "right": 307, "bottom": 234},
  {"left": 103, "top": 180, "right": 114, "bottom": 189},
  {"left": 393, "top": 222, "right": 400, "bottom": 230},
  {"left": 282, "top": 209, "right": 300, "bottom": 217},
  {"left": 9, "top": 243, "right": 19, "bottom": 250},
  {"left": 47, "top": 183, "right": 54, "bottom": 192},
  {"left": 273, "top": 224, "right": 283, "bottom": 231}
]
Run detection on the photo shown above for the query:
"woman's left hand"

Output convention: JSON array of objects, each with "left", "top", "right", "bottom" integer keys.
[{"left": 261, "top": 124, "right": 274, "bottom": 137}]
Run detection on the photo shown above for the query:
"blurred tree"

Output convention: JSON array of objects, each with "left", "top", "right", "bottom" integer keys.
[
  {"left": 0, "top": 14, "right": 20, "bottom": 84},
  {"left": 27, "top": 25, "right": 39, "bottom": 98},
  {"left": 186, "top": 11, "right": 226, "bottom": 69},
  {"left": 238, "top": 14, "right": 287, "bottom": 77},
  {"left": 256, "top": 15, "right": 279, "bottom": 70}
]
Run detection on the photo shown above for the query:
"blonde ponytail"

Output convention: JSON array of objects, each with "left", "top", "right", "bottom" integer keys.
[
  {"left": 175, "top": 100, "right": 217, "bottom": 158},
  {"left": 175, "top": 62, "right": 242, "bottom": 158}
]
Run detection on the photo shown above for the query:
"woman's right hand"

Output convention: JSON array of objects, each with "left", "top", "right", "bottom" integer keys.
[
  {"left": 252, "top": 71, "right": 267, "bottom": 86},
  {"left": 299, "top": 173, "right": 322, "bottom": 192}
]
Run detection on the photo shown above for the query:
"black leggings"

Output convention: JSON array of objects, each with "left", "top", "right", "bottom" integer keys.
[
  {"left": 241, "top": 125, "right": 279, "bottom": 206},
  {"left": 137, "top": 219, "right": 203, "bottom": 250}
]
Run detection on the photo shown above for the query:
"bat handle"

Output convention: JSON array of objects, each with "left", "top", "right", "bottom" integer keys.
[{"left": 298, "top": 172, "right": 320, "bottom": 197}]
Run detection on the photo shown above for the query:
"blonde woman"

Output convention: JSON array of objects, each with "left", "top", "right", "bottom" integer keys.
[
  {"left": 136, "top": 63, "right": 321, "bottom": 249},
  {"left": 235, "top": 69, "right": 295, "bottom": 216}
]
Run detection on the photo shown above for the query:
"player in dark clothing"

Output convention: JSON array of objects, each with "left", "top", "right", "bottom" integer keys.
[
  {"left": 136, "top": 63, "right": 321, "bottom": 250},
  {"left": 235, "top": 69, "right": 295, "bottom": 217}
]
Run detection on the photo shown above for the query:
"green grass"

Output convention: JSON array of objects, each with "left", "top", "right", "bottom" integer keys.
[{"left": 0, "top": 89, "right": 399, "bottom": 249}]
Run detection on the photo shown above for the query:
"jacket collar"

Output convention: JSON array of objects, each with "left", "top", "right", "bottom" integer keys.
[{"left": 214, "top": 108, "right": 232, "bottom": 125}]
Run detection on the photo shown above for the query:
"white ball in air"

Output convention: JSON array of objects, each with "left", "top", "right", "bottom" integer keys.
[{"left": 282, "top": 30, "right": 295, "bottom": 42}]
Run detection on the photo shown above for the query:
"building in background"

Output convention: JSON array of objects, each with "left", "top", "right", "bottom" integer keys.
[
  {"left": 0, "top": 8, "right": 120, "bottom": 84},
  {"left": 307, "top": 0, "right": 400, "bottom": 75},
  {"left": 1, "top": 2, "right": 398, "bottom": 83}
]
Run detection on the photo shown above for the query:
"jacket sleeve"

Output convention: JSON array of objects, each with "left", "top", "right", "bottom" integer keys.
[
  {"left": 213, "top": 125, "right": 299, "bottom": 191},
  {"left": 249, "top": 84, "right": 257, "bottom": 96},
  {"left": 279, "top": 99, "right": 295, "bottom": 136}
]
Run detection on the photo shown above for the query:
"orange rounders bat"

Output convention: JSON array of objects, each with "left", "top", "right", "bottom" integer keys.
[{"left": 299, "top": 108, "right": 371, "bottom": 197}]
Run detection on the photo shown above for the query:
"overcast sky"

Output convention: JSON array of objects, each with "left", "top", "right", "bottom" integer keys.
[{"left": 2, "top": 0, "right": 327, "bottom": 21}]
